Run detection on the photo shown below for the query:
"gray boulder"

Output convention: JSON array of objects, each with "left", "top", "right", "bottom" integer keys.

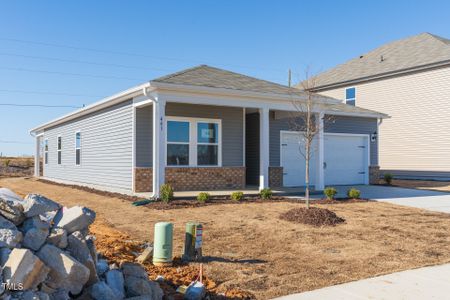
[
  {"left": 0, "top": 215, "right": 18, "bottom": 231},
  {"left": 22, "top": 227, "right": 49, "bottom": 251},
  {"left": 67, "top": 231, "right": 98, "bottom": 285},
  {"left": 0, "top": 229, "right": 23, "bottom": 248},
  {"left": 121, "top": 262, "right": 148, "bottom": 279},
  {"left": 53, "top": 206, "right": 96, "bottom": 234},
  {"left": 106, "top": 269, "right": 125, "bottom": 299},
  {"left": 124, "top": 277, "right": 162, "bottom": 299},
  {"left": 46, "top": 228, "right": 68, "bottom": 248},
  {"left": 0, "top": 247, "right": 11, "bottom": 266},
  {"left": 22, "top": 194, "right": 60, "bottom": 218},
  {"left": 22, "top": 216, "right": 50, "bottom": 232},
  {"left": 0, "top": 188, "right": 25, "bottom": 225},
  {"left": 96, "top": 259, "right": 109, "bottom": 277},
  {"left": 90, "top": 281, "right": 121, "bottom": 300}
]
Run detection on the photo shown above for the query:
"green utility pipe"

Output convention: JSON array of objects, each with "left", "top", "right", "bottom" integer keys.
[{"left": 153, "top": 222, "right": 173, "bottom": 266}]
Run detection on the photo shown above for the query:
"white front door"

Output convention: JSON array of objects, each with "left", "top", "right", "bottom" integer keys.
[
  {"left": 324, "top": 134, "right": 369, "bottom": 185},
  {"left": 280, "top": 132, "right": 316, "bottom": 187}
]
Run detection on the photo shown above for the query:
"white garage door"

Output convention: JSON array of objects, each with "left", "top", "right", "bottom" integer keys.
[
  {"left": 324, "top": 134, "right": 369, "bottom": 185},
  {"left": 280, "top": 132, "right": 316, "bottom": 187}
]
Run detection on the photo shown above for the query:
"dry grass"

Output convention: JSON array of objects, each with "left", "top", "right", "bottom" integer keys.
[
  {"left": 2, "top": 177, "right": 450, "bottom": 299},
  {"left": 391, "top": 179, "right": 450, "bottom": 192}
]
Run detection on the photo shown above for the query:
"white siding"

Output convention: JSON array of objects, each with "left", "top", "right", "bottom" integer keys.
[
  {"left": 43, "top": 100, "right": 133, "bottom": 191},
  {"left": 319, "top": 66, "right": 450, "bottom": 175}
]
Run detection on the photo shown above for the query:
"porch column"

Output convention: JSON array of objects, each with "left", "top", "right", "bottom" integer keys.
[
  {"left": 259, "top": 107, "right": 269, "bottom": 190},
  {"left": 34, "top": 135, "right": 41, "bottom": 177},
  {"left": 315, "top": 112, "right": 325, "bottom": 191},
  {"left": 152, "top": 98, "right": 166, "bottom": 198}
]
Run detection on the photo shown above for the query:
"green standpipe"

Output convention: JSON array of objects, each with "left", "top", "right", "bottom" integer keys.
[
  {"left": 183, "top": 222, "right": 202, "bottom": 261},
  {"left": 153, "top": 222, "right": 173, "bottom": 266}
]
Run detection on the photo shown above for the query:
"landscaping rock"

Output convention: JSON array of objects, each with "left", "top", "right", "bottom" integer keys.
[
  {"left": 0, "top": 247, "right": 11, "bottom": 266},
  {"left": 106, "top": 269, "right": 125, "bottom": 299},
  {"left": 124, "top": 276, "right": 155, "bottom": 298},
  {"left": 22, "top": 227, "right": 48, "bottom": 251},
  {"left": 46, "top": 228, "right": 67, "bottom": 248},
  {"left": 0, "top": 188, "right": 25, "bottom": 225},
  {"left": 22, "top": 194, "right": 60, "bottom": 218},
  {"left": 49, "top": 289, "right": 70, "bottom": 300},
  {"left": 22, "top": 216, "right": 50, "bottom": 232},
  {"left": 121, "top": 262, "right": 148, "bottom": 279},
  {"left": 0, "top": 215, "right": 17, "bottom": 231},
  {"left": 85, "top": 235, "right": 97, "bottom": 264},
  {"left": 53, "top": 206, "right": 96, "bottom": 234},
  {"left": 0, "top": 229, "right": 23, "bottom": 248},
  {"left": 67, "top": 231, "right": 98, "bottom": 285},
  {"left": 96, "top": 259, "right": 109, "bottom": 277},
  {"left": 3, "top": 248, "right": 50, "bottom": 290},
  {"left": 125, "top": 296, "right": 153, "bottom": 300},
  {"left": 36, "top": 244, "right": 90, "bottom": 295},
  {"left": 90, "top": 281, "right": 120, "bottom": 300}
]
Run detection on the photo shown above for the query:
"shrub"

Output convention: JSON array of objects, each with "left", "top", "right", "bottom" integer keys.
[
  {"left": 259, "top": 188, "right": 272, "bottom": 200},
  {"left": 160, "top": 184, "right": 174, "bottom": 203},
  {"left": 324, "top": 187, "right": 338, "bottom": 200},
  {"left": 231, "top": 191, "right": 244, "bottom": 201},
  {"left": 347, "top": 188, "right": 361, "bottom": 199},
  {"left": 3, "top": 159, "right": 10, "bottom": 167},
  {"left": 384, "top": 173, "right": 393, "bottom": 185},
  {"left": 197, "top": 192, "right": 210, "bottom": 203}
]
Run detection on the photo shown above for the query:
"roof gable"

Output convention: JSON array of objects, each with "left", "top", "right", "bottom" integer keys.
[{"left": 309, "top": 33, "right": 450, "bottom": 89}]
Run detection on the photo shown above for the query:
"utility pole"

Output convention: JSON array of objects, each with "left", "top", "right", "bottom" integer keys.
[{"left": 288, "top": 69, "right": 292, "bottom": 87}]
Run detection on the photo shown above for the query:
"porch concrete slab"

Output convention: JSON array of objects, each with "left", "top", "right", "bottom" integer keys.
[{"left": 275, "top": 263, "right": 450, "bottom": 300}]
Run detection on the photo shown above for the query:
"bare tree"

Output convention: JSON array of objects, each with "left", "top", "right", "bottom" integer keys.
[{"left": 288, "top": 70, "right": 331, "bottom": 208}]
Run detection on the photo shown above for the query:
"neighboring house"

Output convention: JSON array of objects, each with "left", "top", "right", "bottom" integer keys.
[
  {"left": 30, "top": 65, "right": 387, "bottom": 197},
  {"left": 308, "top": 33, "right": 450, "bottom": 180}
]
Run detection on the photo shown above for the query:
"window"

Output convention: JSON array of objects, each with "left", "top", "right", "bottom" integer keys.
[
  {"left": 166, "top": 118, "right": 221, "bottom": 167},
  {"left": 44, "top": 139, "right": 48, "bottom": 164},
  {"left": 197, "top": 122, "right": 219, "bottom": 165},
  {"left": 167, "top": 121, "right": 190, "bottom": 166},
  {"left": 57, "top": 136, "right": 62, "bottom": 165},
  {"left": 345, "top": 87, "right": 356, "bottom": 106},
  {"left": 75, "top": 132, "right": 81, "bottom": 165}
]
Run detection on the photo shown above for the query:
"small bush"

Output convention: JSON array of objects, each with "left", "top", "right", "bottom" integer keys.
[
  {"left": 197, "top": 192, "right": 210, "bottom": 203},
  {"left": 259, "top": 188, "right": 272, "bottom": 200},
  {"left": 160, "top": 184, "right": 174, "bottom": 203},
  {"left": 231, "top": 191, "right": 244, "bottom": 201},
  {"left": 347, "top": 188, "right": 361, "bottom": 199},
  {"left": 324, "top": 187, "right": 338, "bottom": 200},
  {"left": 4, "top": 159, "right": 10, "bottom": 167},
  {"left": 384, "top": 173, "right": 393, "bottom": 185}
]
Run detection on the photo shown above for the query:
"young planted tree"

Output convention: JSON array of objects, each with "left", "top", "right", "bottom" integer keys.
[{"left": 289, "top": 71, "right": 330, "bottom": 208}]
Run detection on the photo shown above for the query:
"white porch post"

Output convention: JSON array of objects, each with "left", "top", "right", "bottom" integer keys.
[
  {"left": 259, "top": 107, "right": 269, "bottom": 190},
  {"left": 34, "top": 136, "right": 41, "bottom": 177},
  {"left": 152, "top": 98, "right": 166, "bottom": 198},
  {"left": 315, "top": 112, "right": 325, "bottom": 191}
]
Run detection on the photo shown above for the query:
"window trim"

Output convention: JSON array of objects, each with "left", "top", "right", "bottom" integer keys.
[
  {"left": 57, "top": 136, "right": 62, "bottom": 165},
  {"left": 166, "top": 116, "right": 222, "bottom": 167},
  {"left": 44, "top": 139, "right": 49, "bottom": 165},
  {"left": 75, "top": 131, "right": 81, "bottom": 166},
  {"left": 345, "top": 87, "right": 356, "bottom": 106}
]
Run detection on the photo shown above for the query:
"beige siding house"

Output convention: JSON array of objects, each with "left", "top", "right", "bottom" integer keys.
[{"left": 307, "top": 33, "right": 450, "bottom": 180}]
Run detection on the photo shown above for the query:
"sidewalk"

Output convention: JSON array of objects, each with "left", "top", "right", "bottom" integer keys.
[{"left": 275, "top": 263, "right": 450, "bottom": 300}]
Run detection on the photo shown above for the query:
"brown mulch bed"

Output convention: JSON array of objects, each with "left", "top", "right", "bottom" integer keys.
[{"left": 280, "top": 207, "right": 346, "bottom": 226}]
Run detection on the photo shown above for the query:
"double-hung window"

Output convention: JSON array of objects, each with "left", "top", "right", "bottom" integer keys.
[
  {"left": 345, "top": 87, "right": 356, "bottom": 106},
  {"left": 44, "top": 139, "right": 48, "bottom": 164},
  {"left": 75, "top": 132, "right": 81, "bottom": 165},
  {"left": 166, "top": 118, "right": 221, "bottom": 167},
  {"left": 57, "top": 136, "right": 62, "bottom": 165}
]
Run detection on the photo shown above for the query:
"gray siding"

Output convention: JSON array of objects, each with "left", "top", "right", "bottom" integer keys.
[
  {"left": 269, "top": 114, "right": 378, "bottom": 166},
  {"left": 136, "top": 105, "right": 152, "bottom": 167},
  {"left": 166, "top": 103, "right": 244, "bottom": 166},
  {"left": 43, "top": 100, "right": 133, "bottom": 191}
]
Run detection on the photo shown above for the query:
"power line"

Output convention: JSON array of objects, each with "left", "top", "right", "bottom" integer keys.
[
  {"left": 0, "top": 89, "right": 102, "bottom": 97},
  {"left": 0, "top": 103, "right": 82, "bottom": 108},
  {"left": 0, "top": 37, "right": 287, "bottom": 73},
  {"left": 0, "top": 66, "right": 145, "bottom": 81},
  {"left": 0, "top": 52, "right": 174, "bottom": 72},
  {"left": 0, "top": 140, "right": 33, "bottom": 145}
]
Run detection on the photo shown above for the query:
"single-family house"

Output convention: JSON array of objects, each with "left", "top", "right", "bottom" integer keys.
[
  {"left": 30, "top": 65, "right": 387, "bottom": 197},
  {"left": 308, "top": 33, "right": 450, "bottom": 180}
]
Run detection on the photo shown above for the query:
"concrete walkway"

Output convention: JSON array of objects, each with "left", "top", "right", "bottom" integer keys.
[{"left": 275, "top": 263, "right": 450, "bottom": 300}]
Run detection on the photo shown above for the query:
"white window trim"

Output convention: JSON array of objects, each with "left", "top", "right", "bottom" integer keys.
[
  {"left": 57, "top": 135, "right": 62, "bottom": 165},
  {"left": 75, "top": 131, "right": 81, "bottom": 166},
  {"left": 166, "top": 116, "right": 222, "bottom": 167},
  {"left": 345, "top": 87, "right": 356, "bottom": 105},
  {"left": 44, "top": 139, "right": 49, "bottom": 165}
]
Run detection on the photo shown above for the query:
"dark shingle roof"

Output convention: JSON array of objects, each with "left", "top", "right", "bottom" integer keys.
[{"left": 309, "top": 32, "right": 450, "bottom": 89}]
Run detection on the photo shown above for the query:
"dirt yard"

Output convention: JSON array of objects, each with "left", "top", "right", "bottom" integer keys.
[
  {"left": 2, "top": 177, "right": 450, "bottom": 299},
  {"left": 392, "top": 179, "right": 450, "bottom": 192}
]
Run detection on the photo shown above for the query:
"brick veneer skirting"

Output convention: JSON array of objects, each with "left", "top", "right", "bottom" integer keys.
[
  {"left": 134, "top": 167, "right": 246, "bottom": 192},
  {"left": 369, "top": 165, "right": 380, "bottom": 184},
  {"left": 269, "top": 166, "right": 283, "bottom": 187}
]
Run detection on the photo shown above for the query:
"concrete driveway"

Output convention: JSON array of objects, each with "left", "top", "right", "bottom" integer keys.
[{"left": 318, "top": 185, "right": 450, "bottom": 213}]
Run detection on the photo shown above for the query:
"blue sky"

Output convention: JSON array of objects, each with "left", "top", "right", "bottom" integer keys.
[{"left": 1, "top": 0, "right": 450, "bottom": 156}]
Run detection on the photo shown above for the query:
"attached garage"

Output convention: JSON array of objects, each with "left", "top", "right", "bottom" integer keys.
[{"left": 280, "top": 131, "right": 370, "bottom": 187}]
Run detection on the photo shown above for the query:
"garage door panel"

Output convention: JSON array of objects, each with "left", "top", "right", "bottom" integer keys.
[{"left": 324, "top": 134, "right": 368, "bottom": 185}]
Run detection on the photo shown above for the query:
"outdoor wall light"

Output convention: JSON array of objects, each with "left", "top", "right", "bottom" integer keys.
[{"left": 371, "top": 132, "right": 377, "bottom": 142}]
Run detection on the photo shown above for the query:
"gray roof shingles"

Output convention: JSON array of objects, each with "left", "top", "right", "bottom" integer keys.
[{"left": 308, "top": 32, "right": 450, "bottom": 88}]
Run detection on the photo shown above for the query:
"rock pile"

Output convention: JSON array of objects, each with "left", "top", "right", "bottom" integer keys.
[{"left": 0, "top": 188, "right": 163, "bottom": 300}]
